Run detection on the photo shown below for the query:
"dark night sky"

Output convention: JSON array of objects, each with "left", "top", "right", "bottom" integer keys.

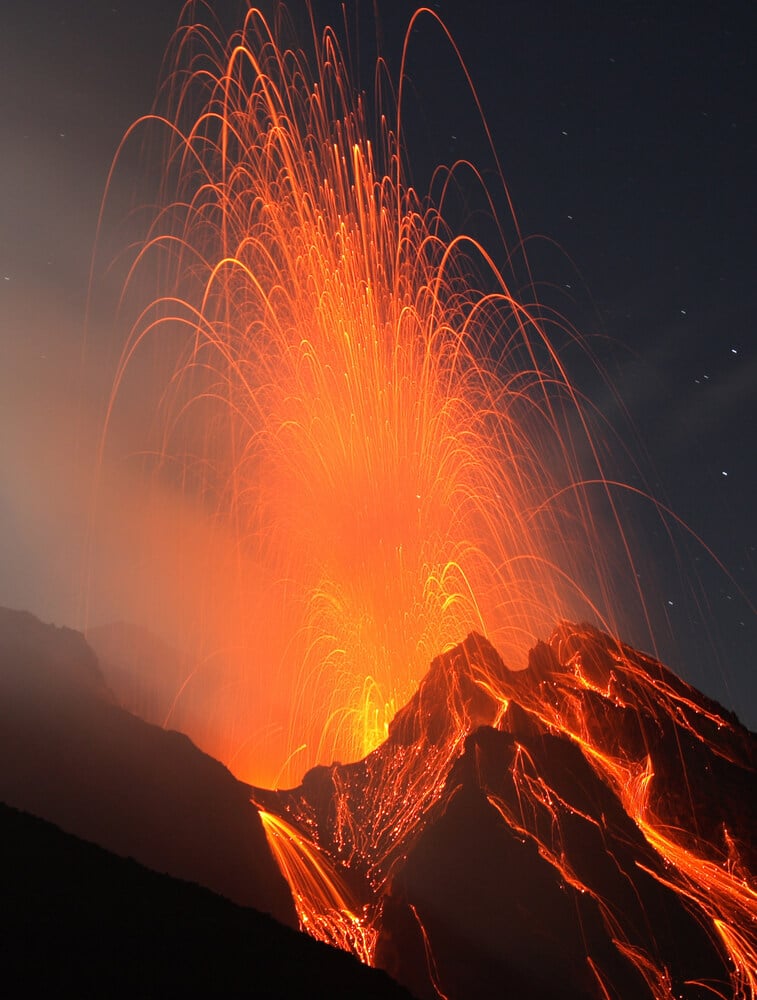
[{"left": 1, "top": 1, "right": 754, "bottom": 727}]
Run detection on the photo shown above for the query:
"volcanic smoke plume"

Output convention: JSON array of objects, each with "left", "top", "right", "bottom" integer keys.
[{"left": 81, "top": 6, "right": 756, "bottom": 999}]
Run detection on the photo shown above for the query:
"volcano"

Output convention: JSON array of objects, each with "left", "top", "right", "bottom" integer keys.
[{"left": 6, "top": 606, "right": 752, "bottom": 998}]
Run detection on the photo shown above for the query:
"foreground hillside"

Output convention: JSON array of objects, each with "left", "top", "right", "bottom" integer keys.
[{"left": 0, "top": 802, "right": 413, "bottom": 999}]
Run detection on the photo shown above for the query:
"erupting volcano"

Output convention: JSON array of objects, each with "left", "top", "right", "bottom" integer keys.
[{"left": 80, "top": 4, "right": 756, "bottom": 999}]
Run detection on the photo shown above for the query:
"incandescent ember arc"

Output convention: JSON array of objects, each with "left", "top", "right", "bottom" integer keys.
[{"left": 86, "top": 5, "right": 756, "bottom": 999}]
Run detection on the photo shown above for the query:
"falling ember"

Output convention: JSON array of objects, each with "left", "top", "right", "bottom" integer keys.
[{"left": 91, "top": 5, "right": 756, "bottom": 999}]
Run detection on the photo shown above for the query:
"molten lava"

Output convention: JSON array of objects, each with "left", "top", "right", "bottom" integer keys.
[{"left": 93, "top": 5, "right": 756, "bottom": 998}]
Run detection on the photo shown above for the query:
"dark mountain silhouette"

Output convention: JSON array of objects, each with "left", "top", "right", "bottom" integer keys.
[
  {"left": 0, "top": 606, "right": 294, "bottom": 926},
  {"left": 0, "top": 801, "right": 414, "bottom": 999}
]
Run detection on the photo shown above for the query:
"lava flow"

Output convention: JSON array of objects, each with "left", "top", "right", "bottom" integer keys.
[{"left": 93, "top": 5, "right": 756, "bottom": 999}]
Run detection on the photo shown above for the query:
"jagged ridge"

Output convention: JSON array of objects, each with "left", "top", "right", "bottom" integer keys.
[{"left": 259, "top": 625, "right": 756, "bottom": 999}]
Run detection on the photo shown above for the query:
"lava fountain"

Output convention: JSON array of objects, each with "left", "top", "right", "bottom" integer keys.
[{"left": 93, "top": 3, "right": 650, "bottom": 787}]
